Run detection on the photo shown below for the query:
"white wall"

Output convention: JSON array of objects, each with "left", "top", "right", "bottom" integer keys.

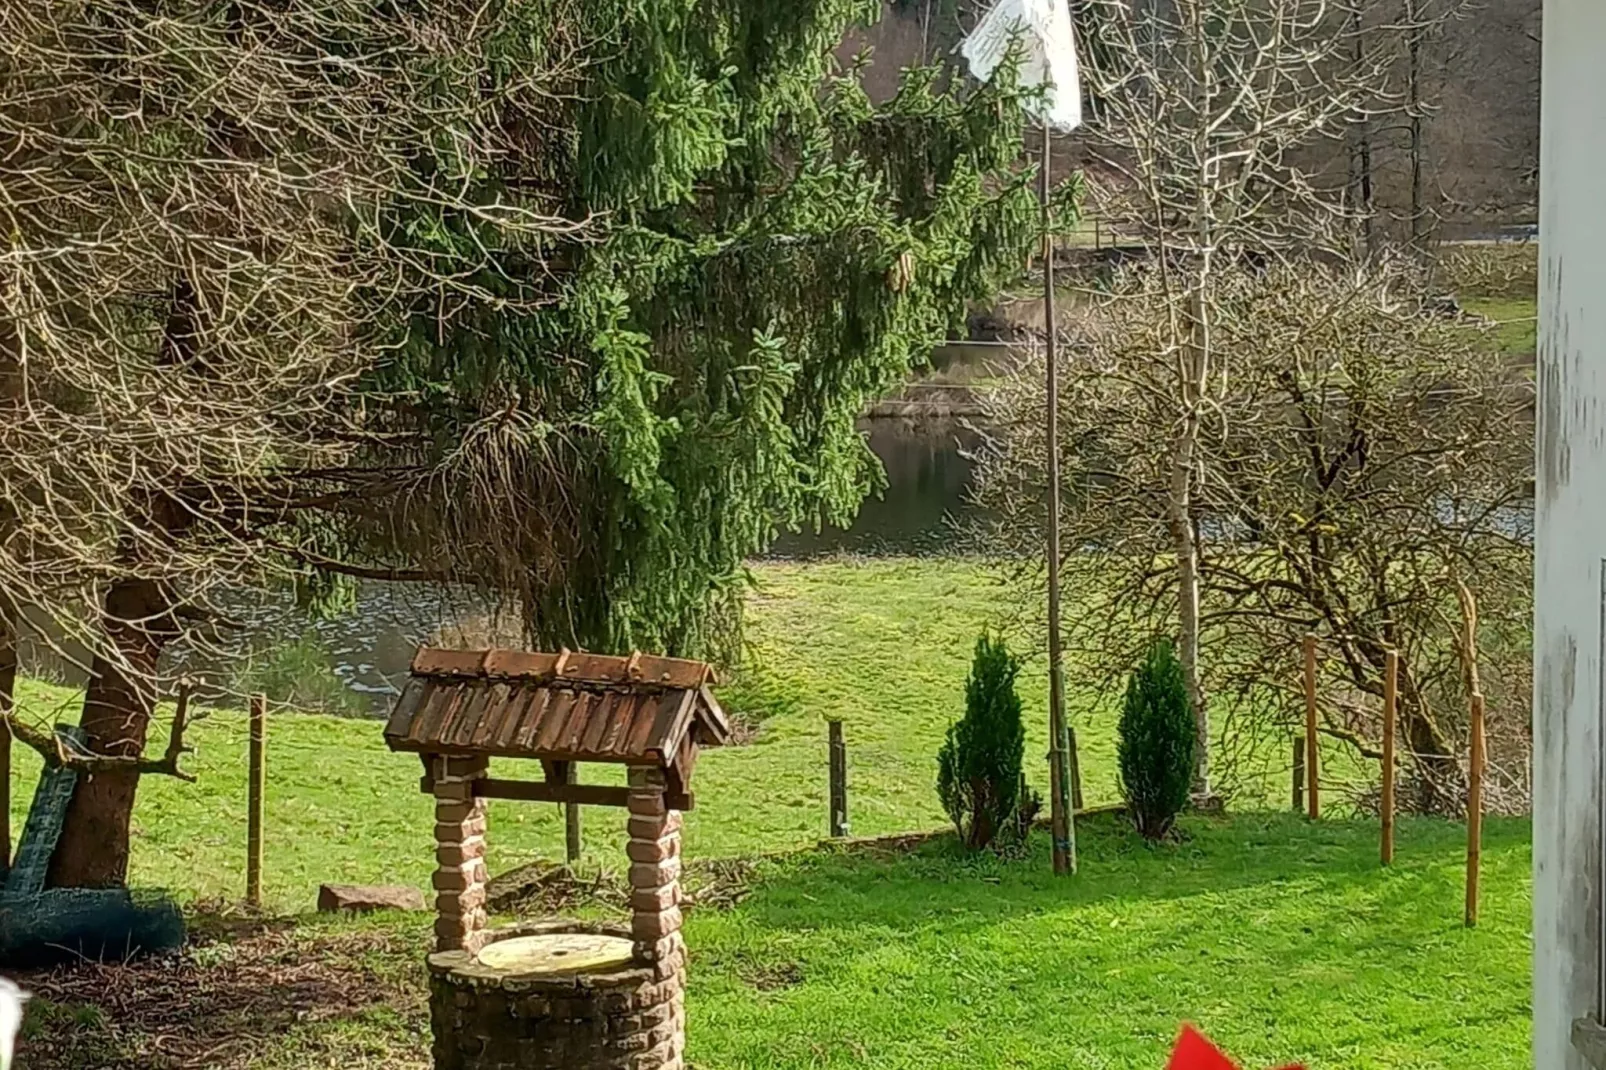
[{"left": 1536, "top": 3, "right": 1606, "bottom": 1068}]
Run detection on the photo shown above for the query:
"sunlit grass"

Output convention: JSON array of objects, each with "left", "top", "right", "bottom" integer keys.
[
  {"left": 11, "top": 559, "right": 1531, "bottom": 1069},
  {"left": 15, "top": 558, "right": 1377, "bottom": 910},
  {"left": 1463, "top": 297, "right": 1537, "bottom": 357},
  {"left": 691, "top": 811, "right": 1530, "bottom": 1069}
]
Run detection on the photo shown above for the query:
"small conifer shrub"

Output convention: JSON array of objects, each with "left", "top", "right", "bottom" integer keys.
[
  {"left": 938, "top": 634, "right": 1027, "bottom": 850},
  {"left": 1118, "top": 640, "right": 1196, "bottom": 840}
]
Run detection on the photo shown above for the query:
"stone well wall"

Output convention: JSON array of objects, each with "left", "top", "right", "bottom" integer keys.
[
  {"left": 431, "top": 755, "right": 489, "bottom": 955},
  {"left": 428, "top": 920, "right": 686, "bottom": 1070}
]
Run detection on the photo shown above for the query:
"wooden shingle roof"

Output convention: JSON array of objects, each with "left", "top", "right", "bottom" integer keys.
[{"left": 383, "top": 647, "right": 732, "bottom": 767}]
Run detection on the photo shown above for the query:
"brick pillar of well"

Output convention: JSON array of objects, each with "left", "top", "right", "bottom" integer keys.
[
  {"left": 626, "top": 765, "right": 686, "bottom": 1070},
  {"left": 432, "top": 754, "right": 489, "bottom": 955}
]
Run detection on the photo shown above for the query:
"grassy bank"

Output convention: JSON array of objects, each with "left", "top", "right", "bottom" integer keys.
[
  {"left": 11, "top": 558, "right": 1533, "bottom": 1068},
  {"left": 12, "top": 558, "right": 1353, "bottom": 909},
  {"left": 1464, "top": 297, "right": 1538, "bottom": 356},
  {"left": 16, "top": 559, "right": 1048, "bottom": 907}
]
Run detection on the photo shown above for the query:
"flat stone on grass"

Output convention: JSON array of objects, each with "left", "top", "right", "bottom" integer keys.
[{"left": 316, "top": 884, "right": 426, "bottom": 914}]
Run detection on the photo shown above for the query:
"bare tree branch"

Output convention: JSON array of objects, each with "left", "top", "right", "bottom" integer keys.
[{"left": 5, "top": 684, "right": 200, "bottom": 783}]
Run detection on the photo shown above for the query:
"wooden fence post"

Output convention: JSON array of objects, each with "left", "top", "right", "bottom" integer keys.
[
  {"left": 1382, "top": 649, "right": 1398, "bottom": 866},
  {"left": 564, "top": 764, "right": 582, "bottom": 864},
  {"left": 1303, "top": 634, "right": 1319, "bottom": 820},
  {"left": 1068, "top": 725, "right": 1084, "bottom": 812},
  {"left": 828, "top": 720, "right": 848, "bottom": 839},
  {"left": 1466, "top": 691, "right": 1486, "bottom": 927},
  {"left": 247, "top": 693, "right": 266, "bottom": 908},
  {"left": 1292, "top": 736, "right": 1305, "bottom": 813}
]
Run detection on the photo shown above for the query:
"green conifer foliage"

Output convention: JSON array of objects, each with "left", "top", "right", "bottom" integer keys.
[
  {"left": 1118, "top": 641, "right": 1196, "bottom": 840},
  {"left": 938, "top": 634, "right": 1028, "bottom": 850},
  {"left": 370, "top": 0, "right": 1044, "bottom": 657}
]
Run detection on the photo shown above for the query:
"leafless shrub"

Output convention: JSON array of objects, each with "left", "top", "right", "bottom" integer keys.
[{"left": 1437, "top": 243, "right": 1539, "bottom": 301}]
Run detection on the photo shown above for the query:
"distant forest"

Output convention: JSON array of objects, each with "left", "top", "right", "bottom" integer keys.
[{"left": 858, "top": 0, "right": 1541, "bottom": 236}]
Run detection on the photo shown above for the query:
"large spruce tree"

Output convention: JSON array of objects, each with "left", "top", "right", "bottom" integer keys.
[
  {"left": 349, "top": 0, "right": 1043, "bottom": 656},
  {"left": 19, "top": 0, "right": 1042, "bottom": 888}
]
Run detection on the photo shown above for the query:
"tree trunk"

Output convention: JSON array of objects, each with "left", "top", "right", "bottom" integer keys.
[
  {"left": 47, "top": 266, "right": 196, "bottom": 888},
  {"left": 1347, "top": 633, "right": 1460, "bottom": 815},
  {"left": 45, "top": 577, "right": 177, "bottom": 888},
  {"left": 1359, "top": 128, "right": 1375, "bottom": 251},
  {"left": 0, "top": 608, "right": 14, "bottom": 867},
  {"left": 1407, "top": 0, "right": 1426, "bottom": 248},
  {"left": 1348, "top": 9, "right": 1375, "bottom": 253},
  {"left": 1394, "top": 669, "right": 1461, "bottom": 816},
  {"left": 1170, "top": 406, "right": 1207, "bottom": 795},
  {"left": 967, "top": 778, "right": 994, "bottom": 850},
  {"left": 2, "top": 291, "right": 19, "bottom": 867},
  {"left": 1172, "top": 296, "right": 1209, "bottom": 797},
  {"left": 1404, "top": 722, "right": 1460, "bottom": 814},
  {"left": 1348, "top": 112, "right": 1375, "bottom": 252}
]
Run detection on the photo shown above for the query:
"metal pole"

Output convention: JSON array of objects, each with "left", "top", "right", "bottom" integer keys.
[
  {"left": 1303, "top": 634, "right": 1319, "bottom": 820},
  {"left": 1043, "top": 123, "right": 1075, "bottom": 876}
]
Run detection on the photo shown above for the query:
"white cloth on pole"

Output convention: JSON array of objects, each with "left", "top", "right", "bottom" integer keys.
[{"left": 959, "top": 0, "right": 1083, "bottom": 131}]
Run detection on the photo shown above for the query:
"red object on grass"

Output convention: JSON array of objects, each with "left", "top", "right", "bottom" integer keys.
[
  {"left": 1165, "top": 1024, "right": 1305, "bottom": 1070},
  {"left": 1166, "top": 1025, "right": 1240, "bottom": 1070}
]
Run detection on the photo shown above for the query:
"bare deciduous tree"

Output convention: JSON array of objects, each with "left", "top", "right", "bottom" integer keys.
[
  {"left": 972, "top": 259, "right": 1531, "bottom": 812},
  {"left": 1059, "top": 0, "right": 1453, "bottom": 796},
  {"left": 0, "top": 0, "right": 587, "bottom": 886}
]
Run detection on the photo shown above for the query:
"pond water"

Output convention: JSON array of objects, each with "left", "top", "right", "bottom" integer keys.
[
  {"left": 17, "top": 414, "right": 981, "bottom": 715},
  {"left": 18, "top": 410, "right": 1534, "bottom": 717},
  {"left": 17, "top": 580, "right": 522, "bottom": 716},
  {"left": 770, "top": 417, "right": 981, "bottom": 557}
]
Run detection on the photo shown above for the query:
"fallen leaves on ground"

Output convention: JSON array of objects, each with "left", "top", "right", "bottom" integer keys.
[{"left": 17, "top": 913, "right": 430, "bottom": 1070}]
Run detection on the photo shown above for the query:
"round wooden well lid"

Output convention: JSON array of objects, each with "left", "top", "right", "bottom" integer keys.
[{"left": 474, "top": 932, "right": 634, "bottom": 976}]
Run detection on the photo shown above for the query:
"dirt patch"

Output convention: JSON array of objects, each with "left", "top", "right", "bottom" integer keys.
[
  {"left": 721, "top": 712, "right": 762, "bottom": 746},
  {"left": 485, "top": 861, "right": 628, "bottom": 917},
  {"left": 815, "top": 804, "right": 1131, "bottom": 858},
  {"left": 14, "top": 853, "right": 760, "bottom": 1070},
  {"left": 683, "top": 858, "right": 757, "bottom": 910},
  {"left": 738, "top": 960, "right": 803, "bottom": 992},
  {"left": 16, "top": 915, "right": 429, "bottom": 1070},
  {"left": 486, "top": 857, "right": 758, "bottom": 918}
]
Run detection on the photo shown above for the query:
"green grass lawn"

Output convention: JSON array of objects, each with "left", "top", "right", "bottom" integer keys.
[
  {"left": 11, "top": 558, "right": 1354, "bottom": 909},
  {"left": 22, "top": 812, "right": 1533, "bottom": 1069},
  {"left": 1464, "top": 297, "right": 1538, "bottom": 356},
  {"left": 691, "top": 813, "right": 1530, "bottom": 1070},
  {"left": 9, "top": 557, "right": 1532, "bottom": 1069}
]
